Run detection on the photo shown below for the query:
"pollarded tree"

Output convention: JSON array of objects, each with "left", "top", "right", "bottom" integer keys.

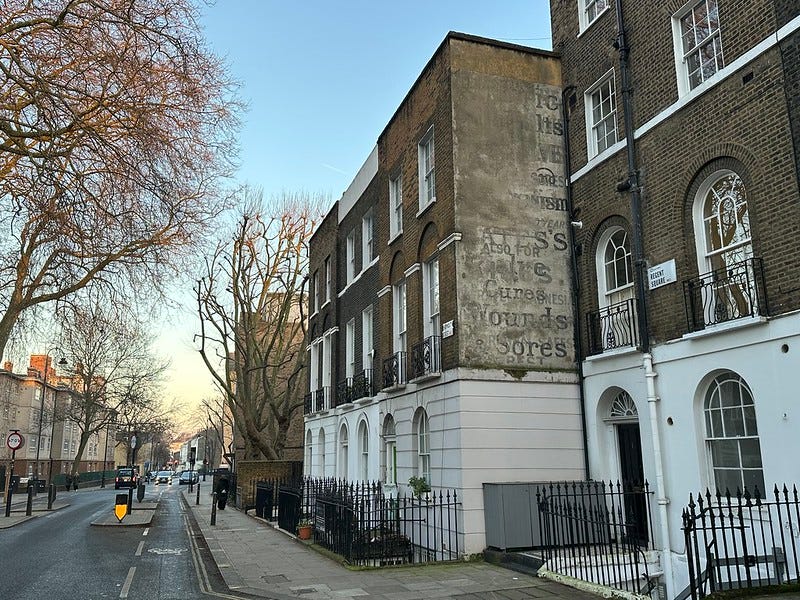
[
  {"left": 196, "top": 190, "right": 322, "bottom": 460},
  {"left": 0, "top": 0, "right": 241, "bottom": 358}
]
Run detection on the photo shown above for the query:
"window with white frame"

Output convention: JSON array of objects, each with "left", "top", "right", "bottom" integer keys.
[
  {"left": 362, "top": 305, "right": 373, "bottom": 372},
  {"left": 362, "top": 209, "right": 374, "bottom": 265},
  {"left": 692, "top": 170, "right": 754, "bottom": 323},
  {"left": 312, "top": 270, "right": 319, "bottom": 313},
  {"left": 309, "top": 339, "right": 320, "bottom": 392},
  {"left": 346, "top": 230, "right": 356, "bottom": 284},
  {"left": 393, "top": 280, "right": 407, "bottom": 354},
  {"left": 596, "top": 227, "right": 635, "bottom": 308},
  {"left": 383, "top": 415, "right": 397, "bottom": 485},
  {"left": 345, "top": 319, "right": 356, "bottom": 379},
  {"left": 413, "top": 408, "right": 431, "bottom": 484},
  {"left": 322, "top": 331, "right": 334, "bottom": 406},
  {"left": 418, "top": 127, "right": 436, "bottom": 210},
  {"left": 358, "top": 420, "right": 369, "bottom": 481},
  {"left": 317, "top": 429, "right": 326, "bottom": 477},
  {"left": 579, "top": 0, "right": 609, "bottom": 32},
  {"left": 423, "top": 257, "right": 440, "bottom": 338},
  {"left": 324, "top": 256, "right": 331, "bottom": 303},
  {"left": 389, "top": 175, "right": 403, "bottom": 239},
  {"left": 673, "top": 0, "right": 724, "bottom": 94},
  {"left": 586, "top": 71, "right": 617, "bottom": 158},
  {"left": 338, "top": 423, "right": 349, "bottom": 480},
  {"left": 305, "top": 431, "right": 313, "bottom": 476},
  {"left": 704, "top": 371, "right": 764, "bottom": 494}
]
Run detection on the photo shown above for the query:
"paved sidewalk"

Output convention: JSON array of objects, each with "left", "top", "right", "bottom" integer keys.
[{"left": 182, "top": 488, "right": 597, "bottom": 600}]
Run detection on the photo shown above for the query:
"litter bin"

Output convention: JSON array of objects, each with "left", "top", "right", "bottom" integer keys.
[{"left": 10, "top": 475, "right": 20, "bottom": 493}]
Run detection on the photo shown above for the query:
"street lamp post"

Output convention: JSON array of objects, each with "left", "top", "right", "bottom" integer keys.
[
  {"left": 100, "top": 417, "right": 114, "bottom": 488},
  {"left": 34, "top": 350, "right": 67, "bottom": 496}
]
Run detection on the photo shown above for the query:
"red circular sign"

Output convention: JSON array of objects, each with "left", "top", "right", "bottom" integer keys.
[{"left": 6, "top": 431, "right": 24, "bottom": 451}]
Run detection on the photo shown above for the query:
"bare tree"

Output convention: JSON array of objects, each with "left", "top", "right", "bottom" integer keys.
[
  {"left": 0, "top": 0, "right": 241, "bottom": 358},
  {"left": 196, "top": 190, "right": 322, "bottom": 460},
  {"left": 57, "top": 303, "right": 168, "bottom": 478}
]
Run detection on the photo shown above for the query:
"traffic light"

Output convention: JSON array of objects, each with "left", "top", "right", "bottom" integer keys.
[{"left": 189, "top": 447, "right": 196, "bottom": 466}]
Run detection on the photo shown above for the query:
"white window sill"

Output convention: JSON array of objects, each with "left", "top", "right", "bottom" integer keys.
[
  {"left": 339, "top": 259, "right": 377, "bottom": 298},
  {"left": 321, "top": 300, "right": 331, "bottom": 310},
  {"left": 416, "top": 197, "right": 436, "bottom": 218},
  {"left": 682, "top": 315, "right": 768, "bottom": 341},
  {"left": 310, "top": 310, "right": 318, "bottom": 319},
  {"left": 410, "top": 371, "right": 441, "bottom": 384},
  {"left": 388, "top": 231, "right": 403, "bottom": 245},
  {"left": 585, "top": 345, "right": 640, "bottom": 362},
  {"left": 383, "top": 383, "right": 406, "bottom": 393}
]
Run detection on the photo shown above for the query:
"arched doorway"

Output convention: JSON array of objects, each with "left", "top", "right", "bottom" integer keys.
[{"left": 607, "top": 390, "right": 648, "bottom": 545}]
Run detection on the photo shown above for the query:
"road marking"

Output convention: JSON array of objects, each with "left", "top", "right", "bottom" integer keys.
[
  {"left": 142, "top": 528, "right": 149, "bottom": 536},
  {"left": 135, "top": 541, "right": 144, "bottom": 556},
  {"left": 120, "top": 566, "right": 136, "bottom": 599}
]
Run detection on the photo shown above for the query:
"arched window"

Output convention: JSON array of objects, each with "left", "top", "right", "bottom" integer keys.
[
  {"left": 412, "top": 408, "right": 430, "bottom": 484},
  {"left": 383, "top": 415, "right": 397, "bottom": 485},
  {"left": 317, "top": 429, "right": 326, "bottom": 477},
  {"left": 704, "top": 371, "right": 764, "bottom": 494},
  {"left": 305, "top": 430, "right": 313, "bottom": 476},
  {"left": 593, "top": 226, "right": 636, "bottom": 352},
  {"left": 338, "top": 424, "right": 349, "bottom": 480},
  {"left": 358, "top": 419, "right": 369, "bottom": 481},
  {"left": 692, "top": 170, "right": 758, "bottom": 326}
]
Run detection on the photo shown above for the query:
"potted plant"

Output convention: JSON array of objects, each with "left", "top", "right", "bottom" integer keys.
[
  {"left": 408, "top": 476, "right": 431, "bottom": 500},
  {"left": 297, "top": 518, "right": 313, "bottom": 540}
]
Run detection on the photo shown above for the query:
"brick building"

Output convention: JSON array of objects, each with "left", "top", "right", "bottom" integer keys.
[
  {"left": 551, "top": 0, "right": 800, "bottom": 596},
  {"left": 304, "top": 32, "right": 586, "bottom": 554}
]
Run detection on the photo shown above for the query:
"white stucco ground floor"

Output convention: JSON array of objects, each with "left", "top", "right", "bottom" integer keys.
[
  {"left": 582, "top": 310, "right": 800, "bottom": 599},
  {"left": 303, "top": 367, "right": 585, "bottom": 554}
]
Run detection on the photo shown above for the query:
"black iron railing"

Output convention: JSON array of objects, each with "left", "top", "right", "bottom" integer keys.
[
  {"left": 303, "top": 392, "right": 313, "bottom": 415},
  {"left": 314, "top": 387, "right": 330, "bottom": 412},
  {"left": 587, "top": 298, "right": 638, "bottom": 355},
  {"left": 682, "top": 485, "right": 800, "bottom": 600},
  {"left": 537, "top": 480, "right": 656, "bottom": 597},
  {"left": 336, "top": 379, "right": 354, "bottom": 407},
  {"left": 248, "top": 476, "right": 462, "bottom": 566},
  {"left": 351, "top": 369, "right": 373, "bottom": 401},
  {"left": 683, "top": 258, "right": 767, "bottom": 333},
  {"left": 410, "top": 336, "right": 441, "bottom": 379},
  {"left": 382, "top": 352, "right": 406, "bottom": 389}
]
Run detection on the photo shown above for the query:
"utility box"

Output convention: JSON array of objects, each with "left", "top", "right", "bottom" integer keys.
[{"left": 483, "top": 482, "right": 544, "bottom": 550}]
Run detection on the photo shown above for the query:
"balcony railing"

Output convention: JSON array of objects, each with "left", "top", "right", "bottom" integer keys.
[
  {"left": 382, "top": 352, "right": 406, "bottom": 389},
  {"left": 313, "top": 387, "right": 330, "bottom": 412},
  {"left": 410, "top": 335, "right": 441, "bottom": 379},
  {"left": 303, "top": 392, "right": 313, "bottom": 415},
  {"left": 586, "top": 298, "right": 638, "bottom": 356},
  {"left": 351, "top": 369, "right": 373, "bottom": 401},
  {"left": 683, "top": 257, "right": 767, "bottom": 333},
  {"left": 336, "top": 378, "right": 354, "bottom": 407}
]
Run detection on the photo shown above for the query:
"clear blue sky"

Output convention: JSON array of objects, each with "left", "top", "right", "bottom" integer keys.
[{"left": 199, "top": 0, "right": 553, "bottom": 200}]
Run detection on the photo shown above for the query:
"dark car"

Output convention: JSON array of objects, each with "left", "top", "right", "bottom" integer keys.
[
  {"left": 114, "top": 467, "right": 138, "bottom": 489},
  {"left": 179, "top": 471, "right": 199, "bottom": 485}
]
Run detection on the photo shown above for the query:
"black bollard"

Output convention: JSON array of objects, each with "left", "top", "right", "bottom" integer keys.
[
  {"left": 4, "top": 487, "right": 12, "bottom": 518},
  {"left": 47, "top": 483, "right": 55, "bottom": 510},
  {"left": 127, "top": 487, "right": 133, "bottom": 515},
  {"left": 196, "top": 483, "right": 200, "bottom": 505},
  {"left": 211, "top": 492, "right": 217, "bottom": 526},
  {"left": 25, "top": 484, "right": 34, "bottom": 516}
]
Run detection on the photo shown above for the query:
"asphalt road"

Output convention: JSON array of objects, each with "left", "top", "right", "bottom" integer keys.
[{"left": 0, "top": 483, "right": 241, "bottom": 600}]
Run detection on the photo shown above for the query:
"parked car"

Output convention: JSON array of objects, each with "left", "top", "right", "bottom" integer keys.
[
  {"left": 155, "top": 471, "right": 172, "bottom": 485},
  {"left": 179, "top": 471, "right": 199, "bottom": 485},
  {"left": 114, "top": 467, "right": 138, "bottom": 489}
]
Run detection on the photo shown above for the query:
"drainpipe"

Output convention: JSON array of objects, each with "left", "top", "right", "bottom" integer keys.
[
  {"left": 560, "top": 84, "right": 591, "bottom": 480},
  {"left": 614, "top": 1, "right": 673, "bottom": 597}
]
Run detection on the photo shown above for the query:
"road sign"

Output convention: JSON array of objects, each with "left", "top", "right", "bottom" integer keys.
[
  {"left": 115, "top": 493, "right": 128, "bottom": 522},
  {"left": 6, "top": 430, "right": 24, "bottom": 451},
  {"left": 130, "top": 434, "right": 137, "bottom": 449}
]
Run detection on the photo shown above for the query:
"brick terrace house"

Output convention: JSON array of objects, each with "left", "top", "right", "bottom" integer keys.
[
  {"left": 551, "top": 0, "right": 800, "bottom": 596},
  {"left": 304, "top": 32, "right": 587, "bottom": 554}
]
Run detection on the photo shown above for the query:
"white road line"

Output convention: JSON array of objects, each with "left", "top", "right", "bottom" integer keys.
[
  {"left": 135, "top": 541, "right": 144, "bottom": 556},
  {"left": 142, "top": 528, "right": 149, "bottom": 536},
  {"left": 119, "top": 566, "right": 136, "bottom": 599}
]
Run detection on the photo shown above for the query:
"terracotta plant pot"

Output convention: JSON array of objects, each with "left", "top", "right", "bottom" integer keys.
[{"left": 297, "top": 524, "right": 313, "bottom": 540}]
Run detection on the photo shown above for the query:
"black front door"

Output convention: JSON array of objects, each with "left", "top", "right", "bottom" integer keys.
[{"left": 617, "top": 423, "right": 648, "bottom": 545}]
